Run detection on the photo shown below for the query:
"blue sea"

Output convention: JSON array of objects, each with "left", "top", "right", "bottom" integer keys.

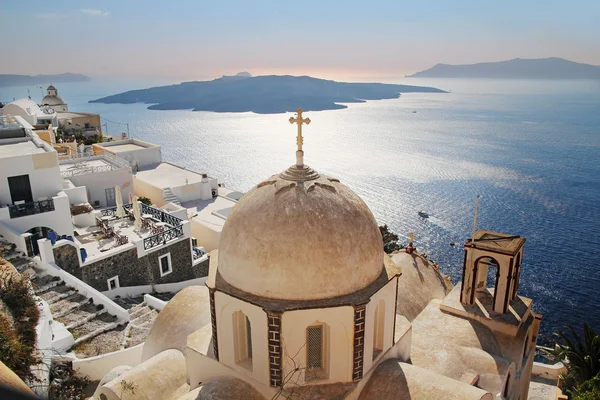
[{"left": 3, "top": 77, "right": 600, "bottom": 343}]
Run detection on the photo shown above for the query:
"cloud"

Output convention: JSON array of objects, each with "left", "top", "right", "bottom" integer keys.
[
  {"left": 80, "top": 9, "right": 110, "bottom": 17},
  {"left": 35, "top": 12, "right": 67, "bottom": 19}
]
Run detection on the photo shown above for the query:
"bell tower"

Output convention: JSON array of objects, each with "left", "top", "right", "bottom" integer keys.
[{"left": 460, "top": 230, "right": 525, "bottom": 314}]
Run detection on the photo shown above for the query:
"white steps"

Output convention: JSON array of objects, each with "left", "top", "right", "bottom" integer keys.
[{"left": 162, "top": 187, "right": 181, "bottom": 206}]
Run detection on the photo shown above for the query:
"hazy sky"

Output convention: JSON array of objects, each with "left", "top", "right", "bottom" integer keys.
[{"left": 1, "top": 0, "right": 599, "bottom": 81}]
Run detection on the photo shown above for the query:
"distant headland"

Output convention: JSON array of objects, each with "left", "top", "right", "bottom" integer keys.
[
  {"left": 89, "top": 73, "right": 447, "bottom": 114},
  {"left": 407, "top": 57, "right": 600, "bottom": 79},
  {"left": 0, "top": 73, "right": 91, "bottom": 87}
]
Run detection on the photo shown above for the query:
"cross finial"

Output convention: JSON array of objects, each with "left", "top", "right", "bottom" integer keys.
[
  {"left": 289, "top": 108, "right": 311, "bottom": 167},
  {"left": 408, "top": 232, "right": 415, "bottom": 243}
]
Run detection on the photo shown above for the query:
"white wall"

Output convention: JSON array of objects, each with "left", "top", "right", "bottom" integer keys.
[
  {"left": 102, "top": 277, "right": 207, "bottom": 299},
  {"left": 171, "top": 181, "right": 203, "bottom": 203},
  {"left": 215, "top": 291, "right": 270, "bottom": 386},
  {"left": 144, "top": 294, "right": 167, "bottom": 311},
  {"left": 362, "top": 278, "right": 398, "bottom": 374},
  {"left": 281, "top": 305, "right": 355, "bottom": 386},
  {"left": 73, "top": 343, "right": 143, "bottom": 381},
  {"left": 62, "top": 184, "right": 88, "bottom": 205},
  {"left": 67, "top": 169, "right": 132, "bottom": 208},
  {"left": 190, "top": 219, "right": 221, "bottom": 252},
  {"left": 104, "top": 146, "right": 161, "bottom": 169},
  {"left": 0, "top": 192, "right": 73, "bottom": 236},
  {"left": 0, "top": 149, "right": 63, "bottom": 206},
  {"left": 0, "top": 219, "right": 28, "bottom": 252}
]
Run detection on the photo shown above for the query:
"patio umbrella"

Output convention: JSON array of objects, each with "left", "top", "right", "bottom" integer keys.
[
  {"left": 133, "top": 196, "right": 142, "bottom": 231},
  {"left": 115, "top": 185, "right": 126, "bottom": 218}
]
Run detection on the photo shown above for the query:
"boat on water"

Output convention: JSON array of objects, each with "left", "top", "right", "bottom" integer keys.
[
  {"left": 412, "top": 110, "right": 417, "bottom": 113},
  {"left": 418, "top": 210, "right": 429, "bottom": 218}
]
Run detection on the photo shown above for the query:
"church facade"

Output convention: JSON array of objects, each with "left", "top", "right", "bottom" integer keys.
[{"left": 92, "top": 109, "right": 540, "bottom": 400}]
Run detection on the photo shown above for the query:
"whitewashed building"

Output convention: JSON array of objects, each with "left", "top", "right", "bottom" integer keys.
[
  {"left": 1, "top": 98, "right": 58, "bottom": 127},
  {"left": 0, "top": 115, "right": 72, "bottom": 255}
]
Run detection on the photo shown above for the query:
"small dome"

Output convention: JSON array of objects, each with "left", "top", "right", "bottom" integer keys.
[
  {"left": 41, "top": 95, "right": 66, "bottom": 106},
  {"left": 218, "top": 165, "right": 384, "bottom": 301},
  {"left": 47, "top": 85, "right": 56, "bottom": 90}
]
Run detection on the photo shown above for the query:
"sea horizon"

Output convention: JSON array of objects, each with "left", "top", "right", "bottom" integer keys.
[{"left": 2, "top": 77, "right": 599, "bottom": 343}]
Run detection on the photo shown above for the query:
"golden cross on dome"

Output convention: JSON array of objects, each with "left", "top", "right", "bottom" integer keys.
[
  {"left": 408, "top": 232, "right": 415, "bottom": 243},
  {"left": 289, "top": 108, "right": 311, "bottom": 167}
]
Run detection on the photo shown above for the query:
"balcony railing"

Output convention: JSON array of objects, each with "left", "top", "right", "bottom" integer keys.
[
  {"left": 101, "top": 204, "right": 133, "bottom": 217},
  {"left": 140, "top": 203, "right": 183, "bottom": 226},
  {"left": 144, "top": 225, "right": 184, "bottom": 250},
  {"left": 8, "top": 199, "right": 55, "bottom": 219}
]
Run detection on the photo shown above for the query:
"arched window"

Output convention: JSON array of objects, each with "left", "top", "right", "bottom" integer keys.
[
  {"left": 373, "top": 300, "right": 385, "bottom": 360},
  {"left": 232, "top": 311, "right": 252, "bottom": 370},
  {"left": 306, "top": 323, "right": 329, "bottom": 381}
]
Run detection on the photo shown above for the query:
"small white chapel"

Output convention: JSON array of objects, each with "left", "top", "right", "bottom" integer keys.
[{"left": 93, "top": 109, "right": 541, "bottom": 400}]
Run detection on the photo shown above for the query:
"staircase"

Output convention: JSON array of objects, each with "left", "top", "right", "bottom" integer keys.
[
  {"left": 0, "top": 237, "right": 36, "bottom": 273},
  {"left": 2, "top": 234, "right": 161, "bottom": 359},
  {"left": 120, "top": 302, "right": 159, "bottom": 349},
  {"left": 162, "top": 187, "right": 181, "bottom": 206}
]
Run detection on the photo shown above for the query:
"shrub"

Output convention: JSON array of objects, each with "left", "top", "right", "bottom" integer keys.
[
  {"left": 0, "top": 276, "right": 41, "bottom": 383},
  {"left": 572, "top": 373, "right": 600, "bottom": 400},
  {"left": 48, "top": 362, "right": 90, "bottom": 400},
  {"left": 551, "top": 324, "right": 600, "bottom": 397},
  {"left": 379, "top": 224, "right": 402, "bottom": 253},
  {"left": 138, "top": 197, "right": 151, "bottom": 206},
  {"left": 70, "top": 204, "right": 93, "bottom": 216}
]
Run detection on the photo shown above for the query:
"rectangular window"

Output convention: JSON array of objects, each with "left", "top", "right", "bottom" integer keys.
[
  {"left": 159, "top": 253, "right": 172, "bottom": 277},
  {"left": 107, "top": 276, "right": 119, "bottom": 291},
  {"left": 307, "top": 325, "right": 323, "bottom": 369}
]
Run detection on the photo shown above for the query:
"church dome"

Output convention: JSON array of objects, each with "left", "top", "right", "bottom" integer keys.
[
  {"left": 218, "top": 165, "right": 384, "bottom": 301},
  {"left": 41, "top": 94, "right": 66, "bottom": 106}
]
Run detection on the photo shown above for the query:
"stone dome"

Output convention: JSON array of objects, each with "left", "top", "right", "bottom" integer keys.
[
  {"left": 218, "top": 165, "right": 384, "bottom": 301},
  {"left": 41, "top": 94, "right": 66, "bottom": 106}
]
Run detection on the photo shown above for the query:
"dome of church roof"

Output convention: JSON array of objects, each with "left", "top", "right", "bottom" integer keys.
[
  {"left": 47, "top": 85, "right": 56, "bottom": 90},
  {"left": 41, "top": 94, "right": 66, "bottom": 106},
  {"left": 218, "top": 164, "right": 385, "bottom": 301}
]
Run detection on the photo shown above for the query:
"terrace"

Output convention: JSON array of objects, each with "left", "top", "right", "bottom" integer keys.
[
  {"left": 59, "top": 152, "right": 132, "bottom": 178},
  {"left": 74, "top": 203, "right": 186, "bottom": 260}
]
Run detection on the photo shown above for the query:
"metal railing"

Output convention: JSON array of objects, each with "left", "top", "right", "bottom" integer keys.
[
  {"left": 8, "top": 199, "right": 55, "bottom": 219},
  {"left": 99, "top": 203, "right": 185, "bottom": 251},
  {"left": 144, "top": 225, "right": 184, "bottom": 250},
  {"left": 140, "top": 203, "right": 183, "bottom": 226},
  {"left": 100, "top": 204, "right": 133, "bottom": 217},
  {"left": 59, "top": 151, "right": 132, "bottom": 178}
]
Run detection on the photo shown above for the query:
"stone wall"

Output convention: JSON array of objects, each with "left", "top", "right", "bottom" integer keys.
[
  {"left": 53, "top": 243, "right": 81, "bottom": 279},
  {"left": 192, "top": 257, "right": 210, "bottom": 278},
  {"left": 82, "top": 239, "right": 194, "bottom": 292}
]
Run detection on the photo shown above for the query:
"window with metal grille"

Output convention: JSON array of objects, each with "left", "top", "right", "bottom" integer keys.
[{"left": 306, "top": 325, "right": 323, "bottom": 369}]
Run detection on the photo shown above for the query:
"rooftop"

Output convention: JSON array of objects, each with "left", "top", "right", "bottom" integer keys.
[
  {"left": 95, "top": 138, "right": 159, "bottom": 150},
  {"left": 466, "top": 229, "right": 526, "bottom": 255},
  {"left": 0, "top": 115, "right": 26, "bottom": 139},
  {"left": 182, "top": 188, "right": 242, "bottom": 232},
  {"left": 0, "top": 140, "right": 45, "bottom": 157},
  {"left": 56, "top": 111, "right": 98, "bottom": 119},
  {"left": 74, "top": 204, "right": 185, "bottom": 261},
  {"left": 59, "top": 153, "right": 131, "bottom": 178},
  {"left": 136, "top": 162, "right": 213, "bottom": 189}
]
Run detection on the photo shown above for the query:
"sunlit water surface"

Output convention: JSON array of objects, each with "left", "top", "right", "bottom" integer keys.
[{"left": 4, "top": 78, "right": 600, "bottom": 342}]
